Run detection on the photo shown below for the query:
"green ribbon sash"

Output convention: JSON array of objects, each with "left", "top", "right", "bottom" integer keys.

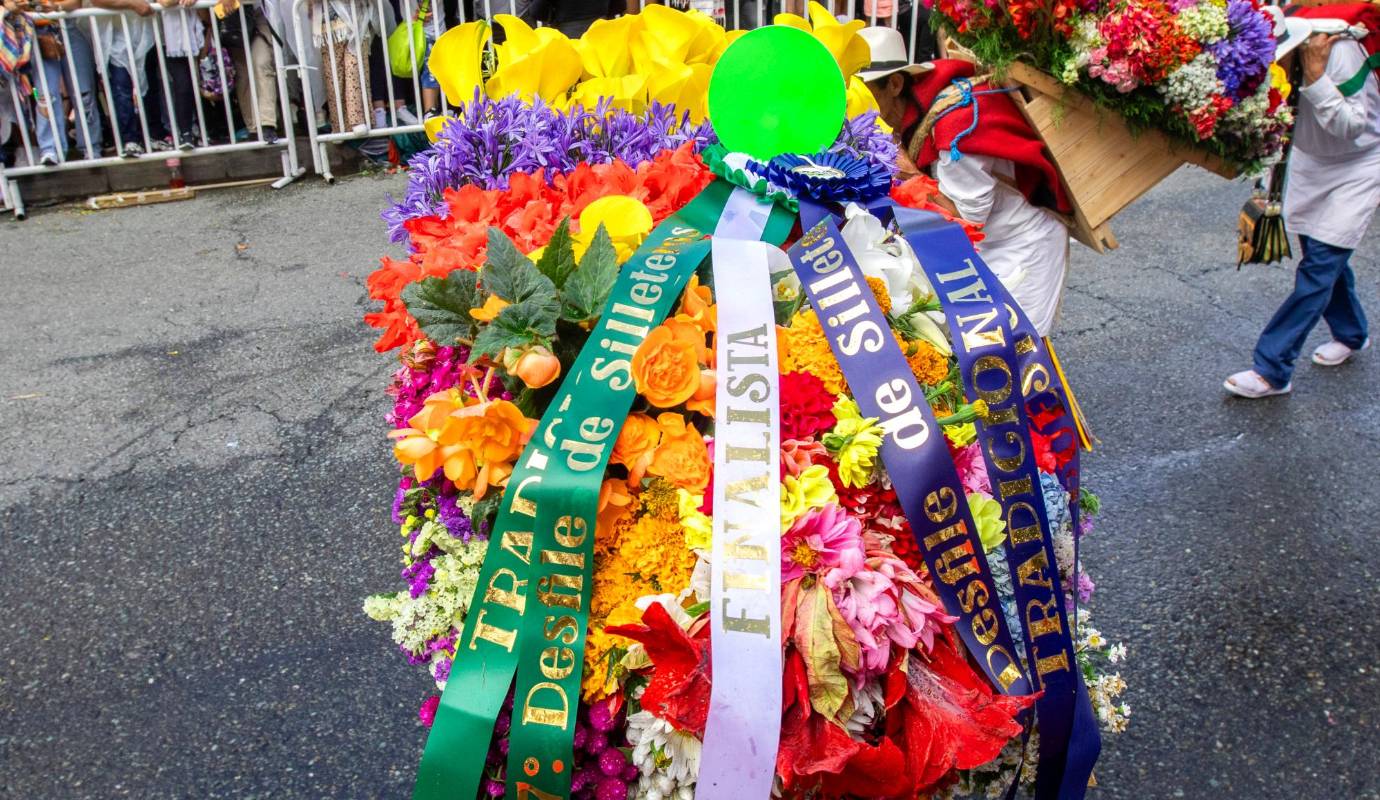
[{"left": 413, "top": 180, "right": 740, "bottom": 800}]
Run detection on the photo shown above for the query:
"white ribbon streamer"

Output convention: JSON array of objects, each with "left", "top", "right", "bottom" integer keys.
[{"left": 695, "top": 190, "right": 783, "bottom": 800}]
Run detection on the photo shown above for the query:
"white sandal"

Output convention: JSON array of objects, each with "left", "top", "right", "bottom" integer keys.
[
  {"left": 1224, "top": 370, "right": 1291, "bottom": 399},
  {"left": 1312, "top": 337, "right": 1371, "bottom": 366}
]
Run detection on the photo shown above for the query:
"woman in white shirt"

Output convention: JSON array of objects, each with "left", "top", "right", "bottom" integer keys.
[{"left": 1225, "top": 24, "right": 1380, "bottom": 398}]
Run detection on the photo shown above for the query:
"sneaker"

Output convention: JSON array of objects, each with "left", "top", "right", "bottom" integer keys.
[
  {"left": 262, "top": 125, "right": 280, "bottom": 144},
  {"left": 1224, "top": 370, "right": 1291, "bottom": 399},
  {"left": 122, "top": 142, "right": 145, "bottom": 158},
  {"left": 39, "top": 151, "right": 59, "bottom": 167},
  {"left": 422, "top": 108, "right": 441, "bottom": 121},
  {"left": 396, "top": 106, "right": 419, "bottom": 126},
  {"left": 373, "top": 107, "right": 388, "bottom": 128},
  {"left": 1312, "top": 337, "right": 1371, "bottom": 366},
  {"left": 151, "top": 138, "right": 174, "bottom": 152},
  {"left": 177, "top": 134, "right": 195, "bottom": 151},
  {"left": 351, "top": 122, "right": 370, "bottom": 134}
]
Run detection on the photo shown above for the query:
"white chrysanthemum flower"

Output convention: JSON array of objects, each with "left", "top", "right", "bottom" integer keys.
[{"left": 626, "top": 709, "right": 702, "bottom": 800}]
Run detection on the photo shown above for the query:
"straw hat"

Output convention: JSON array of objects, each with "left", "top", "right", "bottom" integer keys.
[
  {"left": 1263, "top": 6, "right": 1318, "bottom": 59},
  {"left": 857, "top": 27, "right": 934, "bottom": 83}
]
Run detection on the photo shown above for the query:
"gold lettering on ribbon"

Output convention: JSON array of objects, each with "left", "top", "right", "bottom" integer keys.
[
  {"left": 467, "top": 608, "right": 518, "bottom": 652},
  {"left": 521, "top": 682, "right": 569, "bottom": 728}
]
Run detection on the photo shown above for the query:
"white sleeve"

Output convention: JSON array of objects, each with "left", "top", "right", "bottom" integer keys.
[
  {"left": 1301, "top": 41, "right": 1372, "bottom": 143},
  {"left": 936, "top": 151, "right": 999, "bottom": 227}
]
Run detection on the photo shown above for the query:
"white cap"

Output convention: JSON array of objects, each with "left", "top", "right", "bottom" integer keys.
[{"left": 1263, "top": 6, "right": 1318, "bottom": 60}]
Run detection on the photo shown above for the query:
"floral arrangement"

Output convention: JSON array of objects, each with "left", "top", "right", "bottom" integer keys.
[
  {"left": 928, "top": 0, "right": 1293, "bottom": 165},
  {"left": 364, "top": 6, "right": 1129, "bottom": 798}
]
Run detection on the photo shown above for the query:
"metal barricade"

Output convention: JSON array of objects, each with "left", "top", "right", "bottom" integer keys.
[
  {"left": 1, "top": 0, "right": 303, "bottom": 219},
  {"left": 290, "top": 0, "right": 921, "bottom": 184},
  {"left": 291, "top": 0, "right": 453, "bottom": 183}
]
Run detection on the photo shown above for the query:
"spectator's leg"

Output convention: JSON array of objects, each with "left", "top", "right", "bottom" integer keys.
[
  {"left": 33, "top": 55, "right": 69, "bottom": 162},
  {"left": 64, "top": 24, "right": 103, "bottom": 158},
  {"left": 231, "top": 33, "right": 256, "bottom": 134},
  {"left": 109, "top": 63, "right": 143, "bottom": 150},
  {"left": 168, "top": 56, "right": 198, "bottom": 144},
  {"left": 251, "top": 23, "right": 279, "bottom": 131},
  {"left": 348, "top": 41, "right": 371, "bottom": 130},
  {"left": 144, "top": 58, "right": 170, "bottom": 141}
]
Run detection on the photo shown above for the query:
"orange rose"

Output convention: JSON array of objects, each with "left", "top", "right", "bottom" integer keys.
[
  {"left": 596, "top": 478, "right": 634, "bottom": 540},
  {"left": 632, "top": 323, "right": 702, "bottom": 408},
  {"left": 678, "top": 275, "right": 716, "bottom": 334},
  {"left": 510, "top": 345, "right": 563, "bottom": 389},
  {"left": 611, "top": 413, "right": 662, "bottom": 485},
  {"left": 648, "top": 412, "right": 711, "bottom": 492},
  {"left": 686, "top": 368, "right": 715, "bottom": 416}
]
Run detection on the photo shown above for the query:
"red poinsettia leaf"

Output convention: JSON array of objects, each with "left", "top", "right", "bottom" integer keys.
[
  {"left": 606, "top": 602, "right": 712, "bottom": 735},
  {"left": 890, "top": 629, "right": 1037, "bottom": 792}
]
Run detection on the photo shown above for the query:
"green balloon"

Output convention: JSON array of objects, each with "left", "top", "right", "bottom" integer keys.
[{"left": 708, "top": 26, "right": 846, "bottom": 162}]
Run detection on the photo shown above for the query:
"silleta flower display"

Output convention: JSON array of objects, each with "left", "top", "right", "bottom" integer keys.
[
  {"left": 364, "top": 7, "right": 1132, "bottom": 799},
  {"left": 928, "top": 0, "right": 1293, "bottom": 166}
]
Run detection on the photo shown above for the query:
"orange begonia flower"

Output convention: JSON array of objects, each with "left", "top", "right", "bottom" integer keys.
[
  {"left": 596, "top": 477, "right": 635, "bottom": 540},
  {"left": 676, "top": 274, "right": 716, "bottom": 336},
  {"left": 631, "top": 323, "right": 702, "bottom": 408},
  {"left": 648, "top": 412, "right": 711, "bottom": 492},
  {"left": 388, "top": 392, "right": 537, "bottom": 496},
  {"left": 686, "top": 368, "right": 715, "bottom": 417},
  {"left": 611, "top": 412, "right": 662, "bottom": 485}
]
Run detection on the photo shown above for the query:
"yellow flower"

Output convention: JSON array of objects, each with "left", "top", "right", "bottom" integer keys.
[
  {"left": 470, "top": 294, "right": 510, "bottom": 322},
  {"left": 567, "top": 75, "right": 649, "bottom": 115},
  {"left": 774, "top": 1, "right": 870, "bottom": 79},
  {"left": 781, "top": 463, "right": 838, "bottom": 529},
  {"left": 427, "top": 19, "right": 490, "bottom": 108},
  {"left": 677, "top": 488, "right": 712, "bottom": 550},
  {"left": 1269, "top": 62, "right": 1291, "bottom": 101},
  {"left": 486, "top": 15, "right": 583, "bottom": 103},
  {"left": 630, "top": 5, "right": 725, "bottom": 75},
  {"left": 575, "top": 195, "right": 655, "bottom": 262},
  {"left": 577, "top": 14, "right": 642, "bottom": 78},
  {"left": 822, "top": 397, "right": 884, "bottom": 488},
  {"left": 945, "top": 422, "right": 977, "bottom": 448},
  {"left": 778, "top": 310, "right": 847, "bottom": 395},
  {"left": 968, "top": 492, "right": 1007, "bottom": 552},
  {"left": 647, "top": 62, "right": 714, "bottom": 124},
  {"left": 583, "top": 509, "right": 697, "bottom": 699},
  {"left": 901, "top": 336, "right": 950, "bottom": 386},
  {"left": 846, "top": 75, "right": 882, "bottom": 119}
]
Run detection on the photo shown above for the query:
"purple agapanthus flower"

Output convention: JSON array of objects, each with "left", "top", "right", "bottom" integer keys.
[
  {"left": 830, "top": 110, "right": 899, "bottom": 176},
  {"left": 381, "top": 94, "right": 718, "bottom": 245},
  {"left": 1210, "top": 0, "right": 1274, "bottom": 100}
]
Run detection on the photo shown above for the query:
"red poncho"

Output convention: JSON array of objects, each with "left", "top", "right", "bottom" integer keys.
[
  {"left": 1289, "top": 3, "right": 1380, "bottom": 93},
  {"left": 904, "top": 59, "right": 1073, "bottom": 215}
]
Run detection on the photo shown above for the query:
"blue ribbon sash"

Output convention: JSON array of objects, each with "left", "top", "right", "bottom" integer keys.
[
  {"left": 894, "top": 206, "right": 1100, "bottom": 800},
  {"left": 786, "top": 217, "right": 1033, "bottom": 699}
]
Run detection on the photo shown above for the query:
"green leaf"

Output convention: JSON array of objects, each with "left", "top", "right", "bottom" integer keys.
[
  {"left": 400, "top": 272, "right": 481, "bottom": 346},
  {"left": 794, "top": 581, "right": 851, "bottom": 724},
  {"left": 470, "top": 295, "right": 560, "bottom": 363},
  {"left": 534, "top": 218, "right": 577, "bottom": 289},
  {"left": 560, "top": 225, "right": 620, "bottom": 324},
  {"left": 480, "top": 227, "right": 556, "bottom": 304}
]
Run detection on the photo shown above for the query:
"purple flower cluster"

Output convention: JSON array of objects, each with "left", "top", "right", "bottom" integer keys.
[
  {"left": 1210, "top": 0, "right": 1274, "bottom": 100},
  {"left": 387, "top": 344, "right": 472, "bottom": 427},
  {"left": 447, "top": 695, "right": 635, "bottom": 800},
  {"left": 382, "top": 94, "right": 717, "bottom": 244},
  {"left": 830, "top": 111, "right": 899, "bottom": 176}
]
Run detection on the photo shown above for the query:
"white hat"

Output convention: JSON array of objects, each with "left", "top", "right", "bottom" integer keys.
[
  {"left": 1263, "top": 6, "right": 1316, "bottom": 60},
  {"left": 857, "top": 27, "right": 934, "bottom": 83}
]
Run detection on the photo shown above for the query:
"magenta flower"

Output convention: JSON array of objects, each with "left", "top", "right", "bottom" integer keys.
[
  {"left": 833, "top": 554, "right": 958, "bottom": 678},
  {"left": 781, "top": 505, "right": 866, "bottom": 587},
  {"left": 951, "top": 441, "right": 991, "bottom": 495},
  {"left": 418, "top": 695, "right": 440, "bottom": 727}
]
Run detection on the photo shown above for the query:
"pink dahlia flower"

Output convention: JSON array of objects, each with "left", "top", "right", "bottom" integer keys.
[{"left": 781, "top": 504, "right": 866, "bottom": 587}]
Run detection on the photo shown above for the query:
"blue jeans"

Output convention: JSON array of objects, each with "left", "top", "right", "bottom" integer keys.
[
  {"left": 1253, "top": 235, "right": 1368, "bottom": 387},
  {"left": 32, "top": 23, "right": 102, "bottom": 160}
]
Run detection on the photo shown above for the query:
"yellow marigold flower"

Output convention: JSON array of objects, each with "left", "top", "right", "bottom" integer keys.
[
  {"left": 581, "top": 510, "right": 696, "bottom": 700},
  {"left": 901, "top": 336, "right": 950, "bottom": 387},
  {"left": 822, "top": 397, "right": 884, "bottom": 488},
  {"left": 865, "top": 275, "right": 891, "bottom": 315},
  {"left": 781, "top": 463, "right": 838, "bottom": 529},
  {"left": 640, "top": 477, "right": 681, "bottom": 520},
  {"left": 678, "top": 488, "right": 712, "bottom": 550},
  {"left": 778, "top": 310, "right": 847, "bottom": 395}
]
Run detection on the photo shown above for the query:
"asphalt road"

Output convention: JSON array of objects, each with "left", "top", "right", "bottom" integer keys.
[{"left": 1, "top": 167, "right": 1376, "bottom": 799}]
